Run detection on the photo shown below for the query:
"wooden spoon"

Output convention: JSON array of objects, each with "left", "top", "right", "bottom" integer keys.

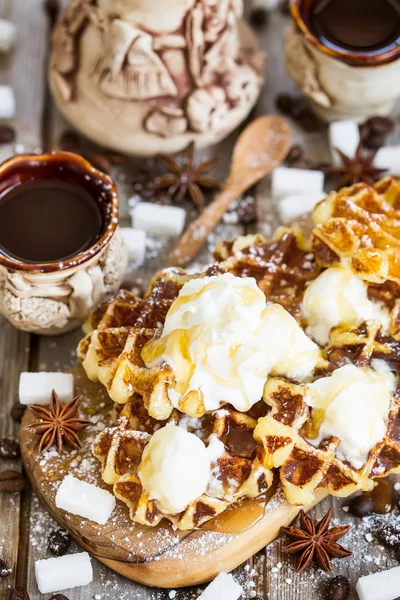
[{"left": 168, "top": 115, "right": 291, "bottom": 267}]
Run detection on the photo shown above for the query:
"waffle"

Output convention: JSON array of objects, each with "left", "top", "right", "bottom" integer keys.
[
  {"left": 78, "top": 231, "right": 320, "bottom": 420},
  {"left": 312, "top": 177, "right": 400, "bottom": 285},
  {"left": 254, "top": 359, "right": 400, "bottom": 507},
  {"left": 93, "top": 400, "right": 273, "bottom": 530},
  {"left": 215, "top": 231, "right": 320, "bottom": 323},
  {"left": 324, "top": 321, "right": 400, "bottom": 370}
]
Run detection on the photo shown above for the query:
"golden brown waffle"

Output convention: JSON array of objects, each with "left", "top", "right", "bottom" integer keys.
[
  {"left": 312, "top": 177, "right": 400, "bottom": 285},
  {"left": 215, "top": 231, "right": 320, "bottom": 323},
  {"left": 80, "top": 207, "right": 400, "bottom": 530},
  {"left": 254, "top": 371, "right": 400, "bottom": 507},
  {"left": 78, "top": 270, "right": 192, "bottom": 419},
  {"left": 324, "top": 321, "right": 400, "bottom": 370},
  {"left": 93, "top": 401, "right": 273, "bottom": 530},
  {"left": 78, "top": 232, "right": 320, "bottom": 419}
]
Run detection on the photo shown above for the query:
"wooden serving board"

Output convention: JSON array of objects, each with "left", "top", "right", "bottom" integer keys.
[{"left": 20, "top": 366, "right": 326, "bottom": 588}]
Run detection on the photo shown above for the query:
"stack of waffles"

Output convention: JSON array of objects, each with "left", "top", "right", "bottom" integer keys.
[{"left": 78, "top": 177, "right": 400, "bottom": 531}]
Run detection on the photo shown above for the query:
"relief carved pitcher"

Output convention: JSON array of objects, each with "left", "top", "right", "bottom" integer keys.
[{"left": 49, "top": 0, "right": 265, "bottom": 156}]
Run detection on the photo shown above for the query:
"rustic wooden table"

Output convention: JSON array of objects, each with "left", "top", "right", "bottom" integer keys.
[{"left": 0, "top": 1, "right": 399, "bottom": 599}]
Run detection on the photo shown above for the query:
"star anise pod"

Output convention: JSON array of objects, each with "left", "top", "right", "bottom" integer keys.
[
  {"left": 26, "top": 390, "right": 91, "bottom": 454},
  {"left": 281, "top": 509, "right": 352, "bottom": 573},
  {"left": 150, "top": 142, "right": 220, "bottom": 210},
  {"left": 323, "top": 142, "right": 387, "bottom": 189}
]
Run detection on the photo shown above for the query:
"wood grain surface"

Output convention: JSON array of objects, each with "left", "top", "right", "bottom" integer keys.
[{"left": 0, "top": 1, "right": 399, "bottom": 599}]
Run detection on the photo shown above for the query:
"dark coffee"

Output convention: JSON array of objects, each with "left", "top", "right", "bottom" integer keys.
[
  {"left": 0, "top": 179, "right": 103, "bottom": 263},
  {"left": 309, "top": 0, "right": 400, "bottom": 54}
]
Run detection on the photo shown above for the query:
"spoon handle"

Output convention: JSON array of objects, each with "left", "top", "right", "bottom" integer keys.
[{"left": 168, "top": 185, "right": 240, "bottom": 267}]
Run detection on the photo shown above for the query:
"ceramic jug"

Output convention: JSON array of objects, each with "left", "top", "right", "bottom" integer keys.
[{"left": 49, "top": 0, "right": 265, "bottom": 156}]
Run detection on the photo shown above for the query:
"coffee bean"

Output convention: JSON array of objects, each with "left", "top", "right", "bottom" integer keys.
[
  {"left": 0, "top": 558, "right": 10, "bottom": 578},
  {"left": 297, "top": 110, "right": 322, "bottom": 132},
  {"left": 377, "top": 522, "right": 400, "bottom": 549},
  {"left": 59, "top": 130, "right": 80, "bottom": 152},
  {"left": 45, "top": 0, "right": 59, "bottom": 14},
  {"left": 280, "top": 0, "right": 291, "bottom": 15},
  {"left": 367, "top": 115, "right": 395, "bottom": 136},
  {"left": 324, "top": 575, "right": 350, "bottom": 600},
  {"left": 289, "top": 158, "right": 314, "bottom": 169},
  {"left": 348, "top": 494, "right": 374, "bottom": 517},
  {"left": 0, "top": 439, "right": 20, "bottom": 459},
  {"left": 276, "top": 93, "right": 295, "bottom": 115},
  {"left": 89, "top": 152, "right": 112, "bottom": 174},
  {"left": 249, "top": 7, "right": 269, "bottom": 28},
  {"left": 359, "top": 122, "right": 371, "bottom": 142},
  {"left": 286, "top": 144, "right": 304, "bottom": 164},
  {"left": 290, "top": 98, "right": 309, "bottom": 120},
  {"left": 363, "top": 133, "right": 385, "bottom": 150},
  {"left": 0, "top": 125, "right": 15, "bottom": 144},
  {"left": 48, "top": 529, "right": 71, "bottom": 557},
  {"left": 11, "top": 403, "right": 26, "bottom": 423},
  {"left": 9, "top": 588, "right": 30, "bottom": 600},
  {"left": 0, "top": 470, "right": 25, "bottom": 492},
  {"left": 50, "top": 595, "right": 69, "bottom": 600},
  {"left": 237, "top": 195, "right": 257, "bottom": 224}
]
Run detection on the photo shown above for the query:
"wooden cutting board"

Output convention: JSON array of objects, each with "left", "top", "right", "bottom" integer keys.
[{"left": 20, "top": 366, "right": 326, "bottom": 588}]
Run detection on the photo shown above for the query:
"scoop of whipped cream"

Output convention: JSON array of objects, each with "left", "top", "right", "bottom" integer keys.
[
  {"left": 305, "top": 363, "right": 395, "bottom": 469},
  {"left": 142, "top": 273, "right": 320, "bottom": 415},
  {"left": 302, "top": 265, "right": 390, "bottom": 346},
  {"left": 138, "top": 425, "right": 213, "bottom": 514}
]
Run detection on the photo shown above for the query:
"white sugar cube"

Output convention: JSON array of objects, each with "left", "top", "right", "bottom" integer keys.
[
  {"left": 35, "top": 552, "right": 93, "bottom": 594},
  {"left": 253, "top": 0, "right": 279, "bottom": 8},
  {"left": 278, "top": 193, "right": 325, "bottom": 223},
  {"left": 131, "top": 202, "right": 186, "bottom": 236},
  {"left": 329, "top": 120, "right": 360, "bottom": 166},
  {"left": 374, "top": 145, "right": 400, "bottom": 176},
  {"left": 0, "top": 20, "right": 16, "bottom": 53},
  {"left": 197, "top": 573, "right": 243, "bottom": 600},
  {"left": 356, "top": 565, "right": 400, "bottom": 600},
  {"left": 271, "top": 167, "right": 325, "bottom": 199},
  {"left": 19, "top": 372, "right": 74, "bottom": 406},
  {"left": 56, "top": 474, "right": 115, "bottom": 525},
  {"left": 0, "top": 85, "right": 15, "bottom": 119},
  {"left": 120, "top": 227, "right": 146, "bottom": 265}
]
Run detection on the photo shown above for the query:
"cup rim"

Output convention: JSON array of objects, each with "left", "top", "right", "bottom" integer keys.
[
  {"left": 290, "top": 0, "right": 400, "bottom": 67},
  {"left": 0, "top": 151, "right": 119, "bottom": 274}
]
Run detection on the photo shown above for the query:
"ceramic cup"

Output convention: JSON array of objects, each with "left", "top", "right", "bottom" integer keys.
[
  {"left": 285, "top": 0, "right": 400, "bottom": 121},
  {"left": 0, "top": 152, "right": 128, "bottom": 335}
]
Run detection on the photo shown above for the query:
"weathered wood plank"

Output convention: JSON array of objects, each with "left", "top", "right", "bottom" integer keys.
[
  {"left": 0, "top": 320, "right": 30, "bottom": 598},
  {"left": 0, "top": 0, "right": 48, "bottom": 597}
]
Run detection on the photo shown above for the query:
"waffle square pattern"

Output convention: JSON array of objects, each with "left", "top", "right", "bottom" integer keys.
[{"left": 78, "top": 179, "right": 400, "bottom": 530}]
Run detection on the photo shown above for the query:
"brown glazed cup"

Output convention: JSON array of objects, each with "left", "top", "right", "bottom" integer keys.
[
  {"left": 0, "top": 152, "right": 128, "bottom": 335},
  {"left": 286, "top": 0, "right": 400, "bottom": 121}
]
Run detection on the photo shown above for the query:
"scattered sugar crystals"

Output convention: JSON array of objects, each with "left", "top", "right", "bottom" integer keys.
[
  {"left": 35, "top": 552, "right": 93, "bottom": 594},
  {"left": 55, "top": 474, "right": 116, "bottom": 525},
  {"left": 19, "top": 372, "right": 74, "bottom": 405}
]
